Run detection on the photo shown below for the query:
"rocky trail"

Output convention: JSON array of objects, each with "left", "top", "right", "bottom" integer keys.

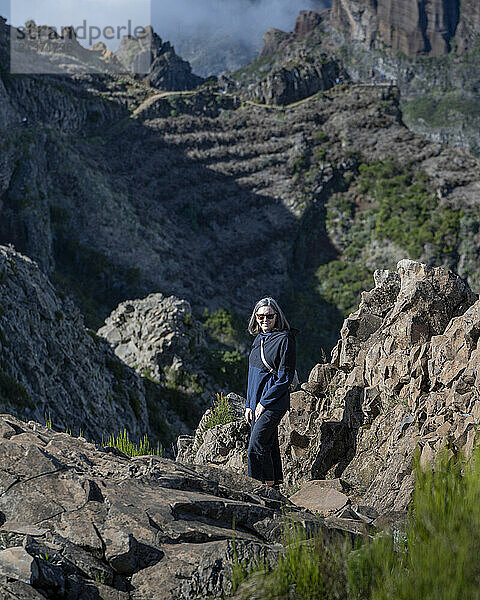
[{"left": 0, "top": 413, "right": 367, "bottom": 600}]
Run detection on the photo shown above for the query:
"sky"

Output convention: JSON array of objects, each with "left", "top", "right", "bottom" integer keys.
[
  {"left": 1, "top": 0, "right": 331, "bottom": 49},
  {"left": 152, "top": 0, "right": 331, "bottom": 47}
]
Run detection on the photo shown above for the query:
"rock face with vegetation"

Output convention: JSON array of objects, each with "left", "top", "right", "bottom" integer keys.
[
  {"left": 0, "top": 245, "right": 201, "bottom": 445},
  {"left": 227, "top": 10, "right": 342, "bottom": 105}
]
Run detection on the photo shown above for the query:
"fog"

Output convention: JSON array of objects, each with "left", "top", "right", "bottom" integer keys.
[{"left": 152, "top": 0, "right": 332, "bottom": 47}]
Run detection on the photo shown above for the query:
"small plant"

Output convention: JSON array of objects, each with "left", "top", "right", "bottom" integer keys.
[
  {"left": 95, "top": 572, "right": 106, "bottom": 584},
  {"left": 203, "top": 393, "right": 237, "bottom": 431},
  {"left": 231, "top": 519, "right": 347, "bottom": 599},
  {"left": 45, "top": 411, "right": 53, "bottom": 429},
  {"left": 103, "top": 429, "right": 163, "bottom": 457}
]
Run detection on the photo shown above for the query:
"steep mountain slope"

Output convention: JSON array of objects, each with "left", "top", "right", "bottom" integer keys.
[
  {"left": 0, "top": 245, "right": 195, "bottom": 444},
  {"left": 239, "top": 7, "right": 480, "bottom": 152},
  {"left": 330, "top": 0, "right": 480, "bottom": 57}
]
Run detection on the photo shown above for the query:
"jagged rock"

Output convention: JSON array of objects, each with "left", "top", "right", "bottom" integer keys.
[
  {"left": 10, "top": 22, "right": 125, "bottom": 76},
  {"left": 244, "top": 59, "right": 340, "bottom": 106},
  {"left": 294, "top": 11, "right": 326, "bottom": 39},
  {"left": 278, "top": 260, "right": 480, "bottom": 512},
  {"left": 330, "top": 0, "right": 480, "bottom": 57},
  {"left": 114, "top": 27, "right": 203, "bottom": 90},
  {"left": 98, "top": 293, "right": 207, "bottom": 387},
  {"left": 0, "top": 245, "right": 201, "bottom": 444},
  {"left": 0, "top": 413, "right": 354, "bottom": 599}
]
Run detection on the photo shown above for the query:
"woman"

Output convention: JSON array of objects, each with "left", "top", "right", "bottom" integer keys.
[{"left": 245, "top": 297, "right": 297, "bottom": 487}]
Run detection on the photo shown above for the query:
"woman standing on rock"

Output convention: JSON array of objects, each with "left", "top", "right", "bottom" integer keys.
[{"left": 245, "top": 297, "right": 297, "bottom": 488}]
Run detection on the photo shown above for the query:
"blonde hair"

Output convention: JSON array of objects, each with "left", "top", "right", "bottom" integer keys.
[{"left": 247, "top": 297, "right": 290, "bottom": 335}]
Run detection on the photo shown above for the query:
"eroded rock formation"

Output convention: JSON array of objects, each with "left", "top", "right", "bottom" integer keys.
[
  {"left": 282, "top": 259, "right": 479, "bottom": 511},
  {"left": 114, "top": 27, "right": 203, "bottom": 91}
]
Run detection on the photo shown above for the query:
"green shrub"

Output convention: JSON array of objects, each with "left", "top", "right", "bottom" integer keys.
[
  {"left": 0, "top": 370, "right": 33, "bottom": 408},
  {"left": 358, "top": 160, "right": 463, "bottom": 258},
  {"left": 316, "top": 260, "right": 373, "bottom": 316},
  {"left": 347, "top": 447, "right": 480, "bottom": 600},
  {"left": 202, "top": 308, "right": 247, "bottom": 346},
  {"left": 205, "top": 349, "right": 247, "bottom": 393}
]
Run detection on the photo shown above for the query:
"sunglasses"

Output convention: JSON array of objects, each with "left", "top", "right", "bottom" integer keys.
[{"left": 256, "top": 313, "right": 276, "bottom": 320}]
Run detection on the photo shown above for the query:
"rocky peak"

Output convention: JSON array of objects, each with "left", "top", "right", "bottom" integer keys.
[
  {"left": 294, "top": 10, "right": 328, "bottom": 39},
  {"left": 114, "top": 26, "right": 204, "bottom": 90}
]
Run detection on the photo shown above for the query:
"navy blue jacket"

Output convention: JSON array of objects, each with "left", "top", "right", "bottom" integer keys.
[{"left": 246, "top": 329, "right": 297, "bottom": 412}]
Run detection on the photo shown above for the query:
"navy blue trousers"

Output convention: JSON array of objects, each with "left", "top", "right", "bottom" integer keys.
[{"left": 248, "top": 409, "right": 285, "bottom": 484}]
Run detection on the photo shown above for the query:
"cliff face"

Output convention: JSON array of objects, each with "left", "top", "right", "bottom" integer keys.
[{"left": 330, "top": 0, "right": 479, "bottom": 57}]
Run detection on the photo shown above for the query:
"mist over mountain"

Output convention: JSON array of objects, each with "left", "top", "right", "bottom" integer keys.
[{"left": 152, "top": 0, "right": 332, "bottom": 76}]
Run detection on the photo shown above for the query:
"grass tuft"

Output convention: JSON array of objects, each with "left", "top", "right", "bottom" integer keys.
[
  {"left": 203, "top": 392, "right": 237, "bottom": 431},
  {"left": 103, "top": 429, "right": 163, "bottom": 457}
]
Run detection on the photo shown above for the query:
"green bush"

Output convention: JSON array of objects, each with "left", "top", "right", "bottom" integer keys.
[
  {"left": 203, "top": 308, "right": 247, "bottom": 346},
  {"left": 315, "top": 260, "right": 373, "bottom": 316},
  {"left": 205, "top": 349, "right": 247, "bottom": 393},
  {"left": 347, "top": 447, "right": 480, "bottom": 600},
  {"left": 358, "top": 160, "right": 463, "bottom": 258},
  {"left": 0, "top": 370, "right": 33, "bottom": 408}
]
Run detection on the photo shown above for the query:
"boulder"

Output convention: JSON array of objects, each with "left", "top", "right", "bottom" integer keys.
[
  {"left": 0, "top": 547, "right": 39, "bottom": 584},
  {"left": 290, "top": 481, "right": 349, "bottom": 515}
]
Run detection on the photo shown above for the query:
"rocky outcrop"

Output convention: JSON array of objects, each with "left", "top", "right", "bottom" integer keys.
[
  {"left": 0, "top": 412, "right": 354, "bottom": 599},
  {"left": 176, "top": 393, "right": 248, "bottom": 472},
  {"left": 280, "top": 260, "right": 479, "bottom": 511},
  {"left": 330, "top": 0, "right": 480, "bottom": 57},
  {"left": 0, "top": 245, "right": 195, "bottom": 443},
  {"left": 239, "top": 10, "right": 341, "bottom": 105},
  {"left": 98, "top": 293, "right": 216, "bottom": 417},
  {"left": 9, "top": 22, "right": 125, "bottom": 76},
  {"left": 98, "top": 293, "right": 206, "bottom": 383},
  {"left": 243, "top": 58, "right": 340, "bottom": 106},
  {"left": 114, "top": 27, "right": 203, "bottom": 91}
]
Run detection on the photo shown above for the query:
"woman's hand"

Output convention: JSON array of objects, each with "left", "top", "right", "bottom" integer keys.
[
  {"left": 244, "top": 408, "right": 253, "bottom": 425},
  {"left": 255, "top": 403, "right": 266, "bottom": 421}
]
